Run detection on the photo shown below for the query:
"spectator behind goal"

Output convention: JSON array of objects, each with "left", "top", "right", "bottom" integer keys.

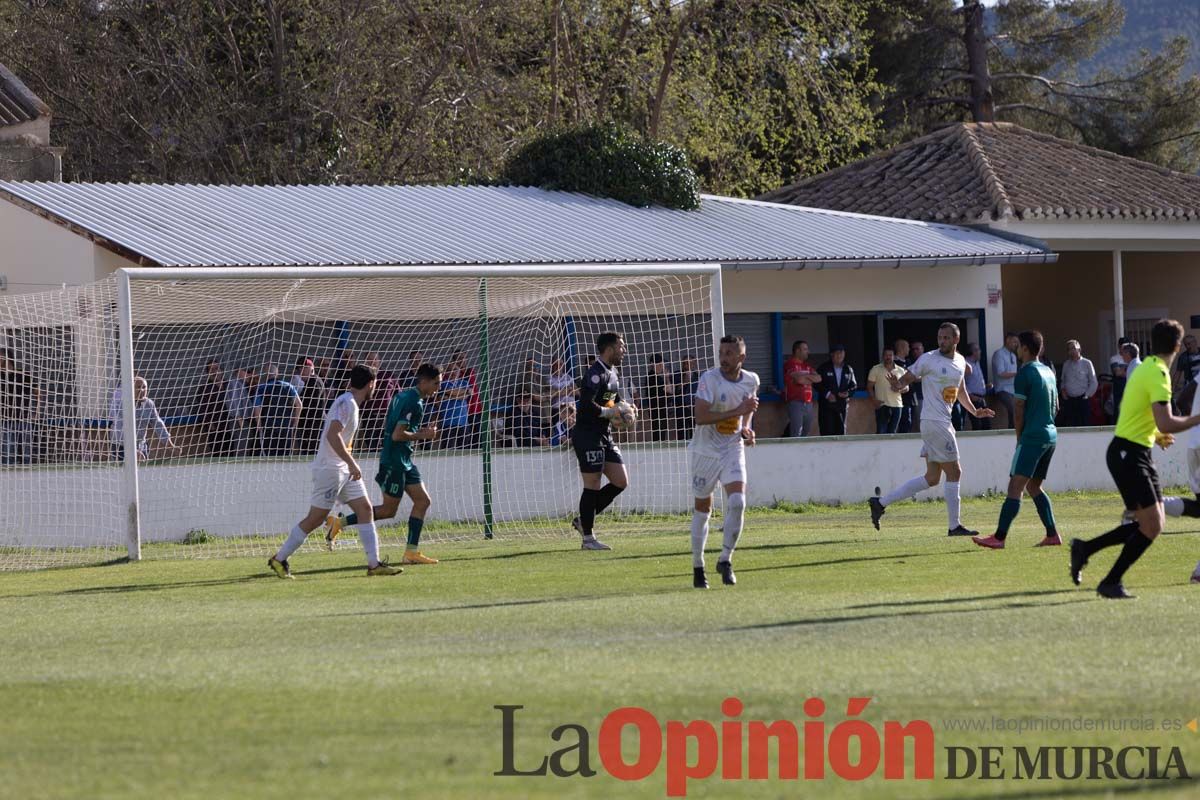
[
  {"left": 253, "top": 364, "right": 302, "bottom": 456},
  {"left": 109, "top": 376, "right": 181, "bottom": 462}
]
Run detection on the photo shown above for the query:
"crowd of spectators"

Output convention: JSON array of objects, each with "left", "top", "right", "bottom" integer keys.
[
  {"left": 780, "top": 333, "right": 1200, "bottom": 438},
  {"left": 175, "top": 348, "right": 702, "bottom": 458},
  {"left": 4, "top": 331, "right": 1199, "bottom": 465}
]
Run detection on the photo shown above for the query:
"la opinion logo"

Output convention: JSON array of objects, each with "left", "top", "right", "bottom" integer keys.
[{"left": 495, "top": 697, "right": 934, "bottom": 797}]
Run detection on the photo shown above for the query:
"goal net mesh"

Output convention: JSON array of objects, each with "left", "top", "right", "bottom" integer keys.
[{"left": 0, "top": 271, "right": 715, "bottom": 569}]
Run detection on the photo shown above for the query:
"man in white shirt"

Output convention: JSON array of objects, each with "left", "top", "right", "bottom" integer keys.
[
  {"left": 548, "top": 358, "right": 576, "bottom": 407},
  {"left": 689, "top": 335, "right": 759, "bottom": 589},
  {"left": 1060, "top": 340, "right": 1098, "bottom": 427},
  {"left": 268, "top": 364, "right": 401, "bottom": 579},
  {"left": 1121, "top": 342, "right": 1142, "bottom": 383},
  {"left": 870, "top": 323, "right": 995, "bottom": 537},
  {"left": 991, "top": 333, "right": 1019, "bottom": 429},
  {"left": 109, "top": 376, "right": 181, "bottom": 462}
]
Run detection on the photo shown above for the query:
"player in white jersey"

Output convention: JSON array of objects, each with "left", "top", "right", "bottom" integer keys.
[
  {"left": 689, "top": 335, "right": 760, "bottom": 589},
  {"left": 1158, "top": 383, "right": 1200, "bottom": 583},
  {"left": 869, "top": 323, "right": 995, "bottom": 536},
  {"left": 268, "top": 364, "right": 402, "bottom": 579}
]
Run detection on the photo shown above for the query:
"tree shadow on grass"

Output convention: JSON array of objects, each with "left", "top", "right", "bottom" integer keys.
[
  {"left": 844, "top": 588, "right": 1079, "bottom": 609},
  {"left": 650, "top": 548, "right": 975, "bottom": 579},
  {"left": 5, "top": 563, "right": 380, "bottom": 598},
  {"left": 723, "top": 597, "right": 1091, "bottom": 633},
  {"left": 609, "top": 539, "right": 846, "bottom": 562},
  {"left": 448, "top": 547, "right": 578, "bottom": 561},
  {"left": 8, "top": 572, "right": 281, "bottom": 598},
  {"left": 328, "top": 585, "right": 687, "bottom": 619},
  {"left": 448, "top": 538, "right": 852, "bottom": 563},
  {"left": 327, "top": 595, "right": 605, "bottom": 618}
]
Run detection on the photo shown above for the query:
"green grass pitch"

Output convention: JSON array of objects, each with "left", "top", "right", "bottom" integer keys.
[{"left": 1, "top": 492, "right": 1198, "bottom": 799}]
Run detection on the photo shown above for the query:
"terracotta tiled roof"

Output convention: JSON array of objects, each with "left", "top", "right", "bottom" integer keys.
[
  {"left": 0, "top": 63, "right": 50, "bottom": 127},
  {"left": 760, "top": 122, "right": 1200, "bottom": 223}
]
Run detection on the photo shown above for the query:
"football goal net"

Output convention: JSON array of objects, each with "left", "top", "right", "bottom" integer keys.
[{"left": 0, "top": 265, "right": 722, "bottom": 569}]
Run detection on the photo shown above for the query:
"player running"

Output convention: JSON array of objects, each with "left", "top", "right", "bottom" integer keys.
[
  {"left": 571, "top": 332, "right": 633, "bottom": 551},
  {"left": 268, "top": 364, "right": 401, "bottom": 579},
  {"left": 973, "top": 330, "right": 1063, "bottom": 549},
  {"left": 1161, "top": 382, "right": 1200, "bottom": 583},
  {"left": 869, "top": 322, "right": 995, "bottom": 536},
  {"left": 689, "top": 335, "right": 759, "bottom": 589},
  {"left": 1163, "top": 381, "right": 1200, "bottom": 526},
  {"left": 326, "top": 363, "right": 442, "bottom": 564},
  {"left": 1070, "top": 319, "right": 1200, "bottom": 599}
]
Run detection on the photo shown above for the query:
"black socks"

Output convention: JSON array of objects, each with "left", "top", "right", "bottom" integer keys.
[
  {"left": 579, "top": 488, "right": 600, "bottom": 536},
  {"left": 1100, "top": 530, "right": 1153, "bottom": 587},
  {"left": 1082, "top": 522, "right": 1138, "bottom": 558},
  {"left": 595, "top": 483, "right": 625, "bottom": 514}
]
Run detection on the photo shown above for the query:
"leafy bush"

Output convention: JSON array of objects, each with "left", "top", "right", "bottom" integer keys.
[
  {"left": 499, "top": 124, "right": 701, "bottom": 211},
  {"left": 183, "top": 529, "right": 212, "bottom": 545}
]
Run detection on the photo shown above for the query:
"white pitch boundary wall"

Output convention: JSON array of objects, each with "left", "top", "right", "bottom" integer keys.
[
  {"left": 0, "top": 428, "right": 1189, "bottom": 547},
  {"left": 744, "top": 427, "right": 1190, "bottom": 506}
]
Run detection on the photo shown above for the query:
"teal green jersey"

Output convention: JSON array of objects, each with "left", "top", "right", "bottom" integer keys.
[
  {"left": 1014, "top": 361, "right": 1058, "bottom": 444},
  {"left": 380, "top": 388, "right": 424, "bottom": 468}
]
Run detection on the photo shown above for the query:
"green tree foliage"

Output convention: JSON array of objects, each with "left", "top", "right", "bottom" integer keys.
[
  {"left": 865, "top": 0, "right": 1200, "bottom": 171},
  {"left": 499, "top": 123, "right": 700, "bottom": 209},
  {"left": 0, "top": 0, "right": 882, "bottom": 196}
]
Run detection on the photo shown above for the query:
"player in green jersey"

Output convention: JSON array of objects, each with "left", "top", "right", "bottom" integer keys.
[
  {"left": 974, "top": 330, "right": 1062, "bottom": 549},
  {"left": 327, "top": 363, "right": 442, "bottom": 564}
]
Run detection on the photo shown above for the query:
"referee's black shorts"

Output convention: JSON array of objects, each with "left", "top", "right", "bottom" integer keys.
[{"left": 1106, "top": 437, "right": 1162, "bottom": 511}]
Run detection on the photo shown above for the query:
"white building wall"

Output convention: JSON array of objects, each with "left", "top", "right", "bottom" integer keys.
[
  {"left": 721, "top": 264, "right": 1005, "bottom": 357},
  {"left": 743, "top": 428, "right": 1188, "bottom": 506},
  {"left": 0, "top": 200, "right": 99, "bottom": 294}
]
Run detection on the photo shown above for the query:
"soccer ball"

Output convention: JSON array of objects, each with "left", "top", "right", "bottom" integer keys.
[{"left": 610, "top": 401, "right": 638, "bottom": 431}]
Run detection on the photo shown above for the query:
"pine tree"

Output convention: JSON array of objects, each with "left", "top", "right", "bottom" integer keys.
[{"left": 866, "top": 0, "right": 1200, "bottom": 170}]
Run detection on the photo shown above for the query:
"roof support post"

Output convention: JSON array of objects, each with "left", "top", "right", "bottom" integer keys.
[{"left": 1112, "top": 250, "right": 1125, "bottom": 341}]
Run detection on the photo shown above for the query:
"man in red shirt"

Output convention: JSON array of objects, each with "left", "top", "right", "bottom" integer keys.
[{"left": 783, "top": 340, "right": 820, "bottom": 437}]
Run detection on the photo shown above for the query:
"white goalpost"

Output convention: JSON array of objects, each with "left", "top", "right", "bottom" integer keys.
[{"left": 0, "top": 264, "right": 723, "bottom": 570}]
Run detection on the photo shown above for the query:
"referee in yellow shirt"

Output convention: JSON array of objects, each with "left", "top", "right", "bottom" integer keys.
[{"left": 1071, "top": 319, "right": 1200, "bottom": 599}]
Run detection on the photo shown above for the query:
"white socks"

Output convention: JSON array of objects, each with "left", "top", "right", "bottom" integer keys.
[
  {"left": 1164, "top": 496, "right": 1184, "bottom": 517},
  {"left": 691, "top": 511, "right": 710, "bottom": 568},
  {"left": 358, "top": 521, "right": 380, "bottom": 566},
  {"left": 945, "top": 481, "right": 962, "bottom": 530},
  {"left": 882, "top": 476, "right": 933, "bottom": 507},
  {"left": 720, "top": 493, "right": 746, "bottom": 562},
  {"left": 276, "top": 524, "right": 309, "bottom": 561}
]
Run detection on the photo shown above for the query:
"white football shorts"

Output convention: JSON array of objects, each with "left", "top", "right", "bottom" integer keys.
[
  {"left": 919, "top": 422, "right": 960, "bottom": 464},
  {"left": 690, "top": 449, "right": 746, "bottom": 498},
  {"left": 310, "top": 466, "right": 368, "bottom": 510}
]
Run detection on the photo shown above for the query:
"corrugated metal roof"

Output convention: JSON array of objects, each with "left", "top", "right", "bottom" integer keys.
[
  {"left": 0, "top": 64, "right": 49, "bottom": 127},
  {"left": 0, "top": 181, "right": 1053, "bottom": 268}
]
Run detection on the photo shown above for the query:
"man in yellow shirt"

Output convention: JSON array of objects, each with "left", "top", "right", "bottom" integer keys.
[
  {"left": 866, "top": 347, "right": 907, "bottom": 434},
  {"left": 1070, "top": 319, "right": 1200, "bottom": 599}
]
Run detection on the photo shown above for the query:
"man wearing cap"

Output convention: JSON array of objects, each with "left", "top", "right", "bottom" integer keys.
[{"left": 817, "top": 345, "right": 857, "bottom": 436}]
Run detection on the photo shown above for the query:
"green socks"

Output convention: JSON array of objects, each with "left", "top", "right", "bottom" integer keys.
[
  {"left": 1033, "top": 492, "right": 1057, "bottom": 534},
  {"left": 407, "top": 516, "right": 424, "bottom": 548},
  {"left": 995, "top": 498, "right": 1021, "bottom": 540}
]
